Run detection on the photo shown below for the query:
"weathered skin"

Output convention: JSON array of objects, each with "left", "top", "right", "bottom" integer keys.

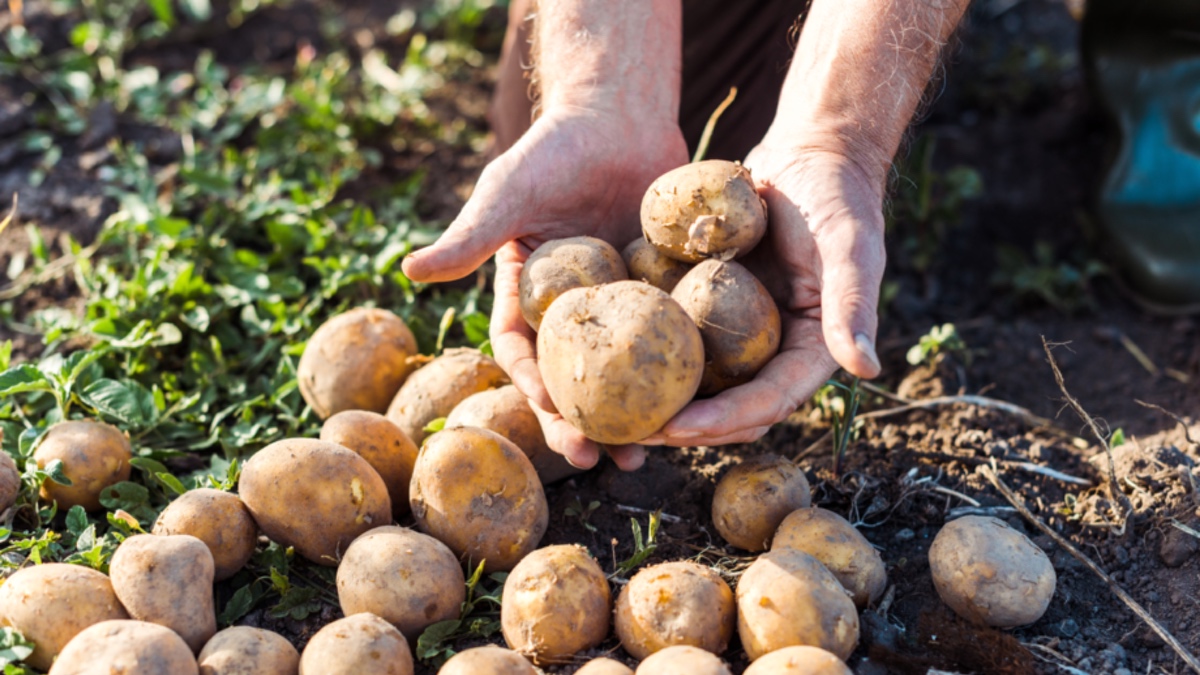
[
  {"left": 198, "top": 626, "right": 300, "bottom": 675},
  {"left": 641, "top": 160, "right": 767, "bottom": 263},
  {"left": 152, "top": 488, "right": 258, "bottom": 581},
  {"left": 633, "top": 645, "right": 733, "bottom": 675},
  {"left": 321, "top": 410, "right": 419, "bottom": 519},
  {"left": 439, "top": 645, "right": 539, "bottom": 675},
  {"left": 446, "top": 385, "right": 580, "bottom": 484},
  {"left": 109, "top": 534, "right": 217, "bottom": 653},
  {"left": 34, "top": 419, "right": 132, "bottom": 512},
  {"left": 519, "top": 236, "right": 628, "bottom": 330},
  {"left": 49, "top": 620, "right": 199, "bottom": 675},
  {"left": 299, "top": 614, "right": 413, "bottom": 675},
  {"left": 743, "top": 646, "right": 853, "bottom": 674}
]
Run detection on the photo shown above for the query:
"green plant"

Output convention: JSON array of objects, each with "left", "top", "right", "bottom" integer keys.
[
  {"left": 611, "top": 512, "right": 661, "bottom": 579},
  {"left": 906, "top": 323, "right": 969, "bottom": 367},
  {"left": 415, "top": 561, "right": 507, "bottom": 666},
  {"left": 564, "top": 497, "right": 601, "bottom": 533},
  {"left": 817, "top": 378, "right": 863, "bottom": 477},
  {"left": 889, "top": 134, "right": 983, "bottom": 273},
  {"left": 992, "top": 241, "right": 1106, "bottom": 313}
]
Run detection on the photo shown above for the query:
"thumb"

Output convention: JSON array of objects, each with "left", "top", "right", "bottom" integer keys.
[{"left": 820, "top": 220, "right": 886, "bottom": 379}]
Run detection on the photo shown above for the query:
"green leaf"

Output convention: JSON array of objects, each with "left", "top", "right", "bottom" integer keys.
[
  {"left": 1110, "top": 428, "right": 1126, "bottom": 447},
  {"left": 0, "top": 627, "right": 34, "bottom": 667},
  {"left": 155, "top": 472, "right": 187, "bottom": 496},
  {"left": 268, "top": 586, "right": 321, "bottom": 620},
  {"left": 99, "top": 481, "right": 151, "bottom": 511},
  {"left": 416, "top": 619, "right": 462, "bottom": 659},
  {"left": 218, "top": 585, "right": 258, "bottom": 626},
  {"left": 423, "top": 417, "right": 446, "bottom": 435},
  {"left": 145, "top": 0, "right": 176, "bottom": 26},
  {"left": 82, "top": 379, "right": 159, "bottom": 426},
  {"left": 0, "top": 365, "right": 53, "bottom": 397},
  {"left": 43, "top": 459, "right": 73, "bottom": 486},
  {"left": 65, "top": 505, "right": 89, "bottom": 536}
]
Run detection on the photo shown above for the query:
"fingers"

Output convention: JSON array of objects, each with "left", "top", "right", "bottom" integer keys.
[
  {"left": 490, "top": 242, "right": 555, "bottom": 412},
  {"left": 818, "top": 214, "right": 886, "bottom": 379},
  {"left": 528, "top": 401, "right": 645, "bottom": 472}
]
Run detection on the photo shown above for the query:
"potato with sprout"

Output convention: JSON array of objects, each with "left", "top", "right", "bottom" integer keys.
[{"left": 641, "top": 160, "right": 767, "bottom": 262}]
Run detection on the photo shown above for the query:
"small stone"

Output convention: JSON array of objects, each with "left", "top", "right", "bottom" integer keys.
[
  {"left": 1105, "top": 643, "right": 1127, "bottom": 663},
  {"left": 1159, "top": 525, "right": 1199, "bottom": 567},
  {"left": 1114, "top": 669, "right": 1132, "bottom": 675},
  {"left": 1113, "top": 545, "right": 1130, "bottom": 565},
  {"left": 1076, "top": 658, "right": 1093, "bottom": 672},
  {"left": 894, "top": 528, "right": 916, "bottom": 542},
  {"left": 1055, "top": 618, "right": 1079, "bottom": 638}
]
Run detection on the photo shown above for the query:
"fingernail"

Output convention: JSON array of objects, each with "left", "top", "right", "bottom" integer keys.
[
  {"left": 855, "top": 332, "right": 882, "bottom": 372},
  {"left": 641, "top": 435, "right": 664, "bottom": 445},
  {"left": 672, "top": 430, "right": 703, "bottom": 440}
]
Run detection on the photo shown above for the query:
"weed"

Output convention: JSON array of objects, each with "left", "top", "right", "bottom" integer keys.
[
  {"left": 907, "top": 323, "right": 970, "bottom": 367},
  {"left": 416, "top": 561, "right": 507, "bottom": 666},
  {"left": 564, "top": 496, "right": 601, "bottom": 533},
  {"left": 992, "top": 241, "right": 1106, "bottom": 313},
  {"left": 817, "top": 377, "right": 863, "bottom": 477},
  {"left": 889, "top": 134, "right": 983, "bottom": 273},
  {"left": 611, "top": 511, "right": 661, "bottom": 580}
]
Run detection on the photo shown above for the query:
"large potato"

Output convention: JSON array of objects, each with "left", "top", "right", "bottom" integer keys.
[
  {"left": 386, "top": 348, "right": 508, "bottom": 445},
  {"left": 519, "top": 236, "right": 628, "bottom": 330},
  {"left": 742, "top": 646, "right": 853, "bottom": 675},
  {"left": 772, "top": 507, "right": 887, "bottom": 608},
  {"left": 577, "top": 659, "right": 634, "bottom": 675},
  {"left": 410, "top": 427, "right": 548, "bottom": 572},
  {"left": 33, "top": 420, "right": 131, "bottom": 512},
  {"left": 614, "top": 561, "right": 734, "bottom": 659},
  {"left": 0, "top": 451, "right": 17, "bottom": 514},
  {"left": 109, "top": 533, "right": 216, "bottom": 653},
  {"left": 297, "top": 307, "right": 419, "bottom": 419},
  {"left": 640, "top": 160, "right": 767, "bottom": 263},
  {"left": 152, "top": 488, "right": 258, "bottom": 581},
  {"left": 321, "top": 410, "right": 419, "bottom": 518},
  {"left": 736, "top": 548, "right": 859, "bottom": 661},
  {"left": 711, "top": 455, "right": 811, "bottom": 552},
  {"left": 49, "top": 620, "right": 198, "bottom": 675},
  {"left": 198, "top": 626, "right": 300, "bottom": 675},
  {"left": 622, "top": 238, "right": 692, "bottom": 293},
  {"left": 337, "top": 525, "right": 465, "bottom": 641},
  {"left": 445, "top": 385, "right": 578, "bottom": 484},
  {"left": 439, "top": 645, "right": 537, "bottom": 675},
  {"left": 671, "top": 259, "right": 781, "bottom": 394},
  {"left": 501, "top": 544, "right": 611, "bottom": 663},
  {"left": 0, "top": 563, "right": 128, "bottom": 670},
  {"left": 299, "top": 613, "right": 412, "bottom": 675},
  {"left": 537, "top": 281, "right": 704, "bottom": 444},
  {"left": 239, "top": 438, "right": 391, "bottom": 565},
  {"left": 928, "top": 515, "right": 1056, "bottom": 627},
  {"left": 633, "top": 646, "right": 732, "bottom": 675}
]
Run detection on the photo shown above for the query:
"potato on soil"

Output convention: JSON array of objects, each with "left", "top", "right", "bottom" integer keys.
[
  {"left": 33, "top": 419, "right": 131, "bottom": 512},
  {"left": 337, "top": 525, "right": 465, "bottom": 641},
  {"left": 297, "top": 308, "right": 420, "bottom": 419},
  {"left": 928, "top": 515, "right": 1057, "bottom": 628},
  {"left": 671, "top": 259, "right": 780, "bottom": 394},
  {"left": 711, "top": 454, "right": 811, "bottom": 552},
  {"left": 446, "top": 385, "right": 578, "bottom": 484},
  {"left": 0, "top": 451, "right": 17, "bottom": 514},
  {"left": 49, "top": 620, "right": 198, "bottom": 675},
  {"left": 576, "top": 659, "right": 635, "bottom": 675},
  {"left": 109, "top": 533, "right": 216, "bottom": 653},
  {"left": 742, "top": 646, "right": 853, "bottom": 675},
  {"left": 386, "top": 347, "right": 508, "bottom": 445},
  {"left": 299, "top": 613, "right": 412, "bottom": 675},
  {"left": 772, "top": 507, "right": 887, "bottom": 609},
  {"left": 438, "top": 645, "right": 538, "bottom": 675},
  {"left": 238, "top": 438, "right": 391, "bottom": 565},
  {"left": 321, "top": 410, "right": 419, "bottom": 518},
  {"left": 501, "top": 544, "right": 611, "bottom": 663},
  {"left": 519, "top": 236, "right": 628, "bottom": 331},
  {"left": 152, "top": 487, "right": 258, "bottom": 581},
  {"left": 633, "top": 645, "right": 732, "bottom": 675},
  {"left": 622, "top": 237, "right": 692, "bottom": 293},
  {"left": 198, "top": 626, "right": 300, "bottom": 675},
  {"left": 641, "top": 160, "right": 767, "bottom": 263},
  {"left": 0, "top": 563, "right": 128, "bottom": 670},
  {"left": 410, "top": 427, "right": 547, "bottom": 572},
  {"left": 537, "top": 281, "right": 704, "bottom": 444},
  {"left": 736, "top": 548, "right": 859, "bottom": 661},
  {"left": 614, "top": 561, "right": 734, "bottom": 659}
]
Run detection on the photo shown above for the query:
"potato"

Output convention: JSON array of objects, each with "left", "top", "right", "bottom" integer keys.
[
  {"left": 736, "top": 548, "right": 859, "bottom": 661},
  {"left": 198, "top": 626, "right": 300, "bottom": 675},
  {"left": 633, "top": 645, "right": 732, "bottom": 675},
  {"left": 577, "top": 659, "right": 635, "bottom": 675},
  {"left": 537, "top": 281, "right": 704, "bottom": 444},
  {"left": 299, "top": 613, "right": 412, "bottom": 675},
  {"left": 438, "top": 645, "right": 537, "bottom": 675},
  {"left": 622, "top": 238, "right": 692, "bottom": 293},
  {"left": 641, "top": 160, "right": 767, "bottom": 263},
  {"left": 928, "top": 515, "right": 1056, "bottom": 628},
  {"left": 711, "top": 455, "right": 811, "bottom": 552},
  {"left": 671, "top": 259, "right": 781, "bottom": 394},
  {"left": 109, "top": 533, "right": 216, "bottom": 653},
  {"left": 33, "top": 420, "right": 131, "bottom": 512},
  {"left": 445, "top": 385, "right": 578, "bottom": 484},
  {"left": 0, "top": 451, "right": 17, "bottom": 514},
  {"left": 519, "top": 236, "right": 628, "bottom": 330},
  {"left": 337, "top": 525, "right": 465, "bottom": 641},
  {"left": 152, "top": 488, "right": 258, "bottom": 581},
  {"left": 614, "top": 561, "right": 734, "bottom": 659},
  {"left": 297, "top": 307, "right": 420, "bottom": 419},
  {"left": 410, "top": 427, "right": 547, "bottom": 572},
  {"left": 742, "top": 646, "right": 853, "bottom": 675},
  {"left": 321, "top": 410, "right": 419, "bottom": 518},
  {"left": 49, "top": 620, "right": 198, "bottom": 675},
  {"left": 0, "top": 563, "right": 128, "bottom": 670},
  {"left": 239, "top": 438, "right": 391, "bottom": 565},
  {"left": 773, "top": 507, "right": 888, "bottom": 608},
  {"left": 501, "top": 544, "right": 610, "bottom": 663},
  {"left": 386, "top": 348, "right": 509, "bottom": 445}
]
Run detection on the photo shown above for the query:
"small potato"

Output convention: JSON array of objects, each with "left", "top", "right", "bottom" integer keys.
[
  {"left": 538, "top": 281, "right": 704, "bottom": 444},
  {"left": 446, "top": 385, "right": 578, "bottom": 484},
  {"left": 742, "top": 646, "right": 853, "bottom": 675},
  {"left": 577, "top": 659, "right": 634, "bottom": 675},
  {"left": 928, "top": 515, "right": 1057, "bottom": 628},
  {"left": 410, "top": 427, "right": 548, "bottom": 572},
  {"left": 439, "top": 645, "right": 537, "bottom": 675},
  {"left": 633, "top": 646, "right": 732, "bottom": 675},
  {"left": 49, "top": 620, "right": 198, "bottom": 675},
  {"left": 321, "top": 410, "right": 419, "bottom": 518},
  {"left": 152, "top": 488, "right": 258, "bottom": 581},
  {"left": 34, "top": 420, "right": 131, "bottom": 512},
  {"left": 337, "top": 526, "right": 465, "bottom": 641},
  {"left": 0, "top": 451, "right": 17, "bottom": 514},
  {"left": 614, "top": 561, "right": 734, "bottom": 659},
  {"left": 0, "top": 563, "right": 128, "bottom": 670},
  {"left": 299, "top": 613, "right": 412, "bottom": 675},
  {"left": 736, "top": 549, "right": 859, "bottom": 661},
  {"left": 671, "top": 259, "right": 781, "bottom": 394},
  {"left": 239, "top": 438, "right": 392, "bottom": 565},
  {"left": 772, "top": 507, "right": 887, "bottom": 609},
  {"left": 641, "top": 160, "right": 767, "bottom": 263},
  {"left": 297, "top": 307, "right": 420, "bottom": 420},
  {"left": 198, "top": 626, "right": 300, "bottom": 675},
  {"left": 622, "top": 238, "right": 692, "bottom": 293},
  {"left": 386, "top": 348, "right": 509, "bottom": 445},
  {"left": 501, "top": 544, "right": 611, "bottom": 663},
  {"left": 109, "top": 533, "right": 216, "bottom": 653},
  {"left": 712, "top": 455, "right": 811, "bottom": 552},
  {"left": 519, "top": 236, "right": 628, "bottom": 331}
]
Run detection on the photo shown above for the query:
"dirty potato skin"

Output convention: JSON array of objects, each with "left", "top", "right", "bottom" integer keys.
[
  {"left": 152, "top": 488, "right": 258, "bottom": 581},
  {"left": 297, "top": 308, "right": 420, "bottom": 420},
  {"left": 671, "top": 259, "right": 781, "bottom": 394},
  {"left": 299, "top": 613, "right": 412, "bottom": 675},
  {"left": 742, "top": 646, "right": 853, "bottom": 675},
  {"left": 109, "top": 533, "right": 217, "bottom": 653},
  {"left": 640, "top": 160, "right": 767, "bottom": 263},
  {"left": 576, "top": 659, "right": 635, "bottom": 675},
  {"left": 49, "top": 620, "right": 198, "bottom": 675},
  {"left": 614, "top": 561, "right": 735, "bottom": 659},
  {"left": 633, "top": 645, "right": 733, "bottom": 675},
  {"left": 772, "top": 507, "right": 887, "bottom": 609},
  {"left": 446, "top": 385, "right": 579, "bottom": 484},
  {"left": 928, "top": 515, "right": 1057, "bottom": 628},
  {"left": 501, "top": 544, "right": 611, "bottom": 664},
  {"left": 439, "top": 645, "right": 538, "bottom": 675},
  {"left": 386, "top": 348, "right": 509, "bottom": 445},
  {"left": 537, "top": 281, "right": 704, "bottom": 445},
  {"left": 518, "top": 236, "right": 628, "bottom": 331},
  {"left": 336, "top": 525, "right": 465, "bottom": 641},
  {"left": 321, "top": 410, "right": 419, "bottom": 518},
  {"left": 0, "top": 452, "right": 17, "bottom": 514},
  {"left": 239, "top": 438, "right": 392, "bottom": 566},
  {"left": 198, "top": 626, "right": 300, "bottom": 675},
  {"left": 410, "top": 427, "right": 548, "bottom": 572},
  {"left": 711, "top": 455, "right": 811, "bottom": 552},
  {"left": 0, "top": 563, "right": 129, "bottom": 670},
  {"left": 622, "top": 237, "right": 692, "bottom": 293},
  {"left": 34, "top": 419, "right": 132, "bottom": 512}
]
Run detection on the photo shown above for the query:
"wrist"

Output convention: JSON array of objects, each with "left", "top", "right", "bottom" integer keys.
[{"left": 756, "top": 128, "right": 892, "bottom": 198}]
